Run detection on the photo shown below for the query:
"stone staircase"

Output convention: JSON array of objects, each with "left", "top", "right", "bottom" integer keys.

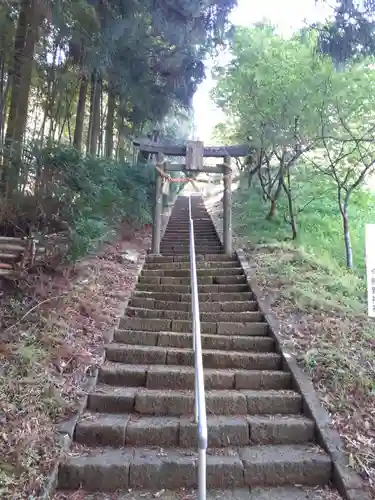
[{"left": 56, "top": 195, "right": 335, "bottom": 499}]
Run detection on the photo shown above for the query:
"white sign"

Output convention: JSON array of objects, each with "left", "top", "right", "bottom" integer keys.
[{"left": 365, "top": 224, "right": 375, "bottom": 318}]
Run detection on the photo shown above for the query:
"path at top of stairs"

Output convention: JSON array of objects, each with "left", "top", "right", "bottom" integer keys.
[{"left": 54, "top": 195, "right": 339, "bottom": 499}]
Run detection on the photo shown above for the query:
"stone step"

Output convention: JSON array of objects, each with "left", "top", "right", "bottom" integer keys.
[
  {"left": 118, "top": 317, "right": 268, "bottom": 335},
  {"left": 137, "top": 275, "right": 247, "bottom": 286},
  {"left": 160, "top": 252, "right": 224, "bottom": 256},
  {"left": 129, "top": 297, "right": 258, "bottom": 312},
  {"left": 87, "top": 386, "right": 302, "bottom": 415},
  {"left": 166, "top": 223, "right": 213, "bottom": 228},
  {"left": 98, "top": 364, "right": 292, "bottom": 390},
  {"left": 113, "top": 330, "right": 273, "bottom": 351},
  {"left": 160, "top": 245, "right": 222, "bottom": 249},
  {"left": 57, "top": 444, "right": 331, "bottom": 491},
  {"left": 160, "top": 240, "right": 219, "bottom": 245},
  {"left": 164, "top": 229, "right": 216, "bottom": 233},
  {"left": 161, "top": 233, "right": 219, "bottom": 239},
  {"left": 143, "top": 260, "right": 240, "bottom": 270},
  {"left": 75, "top": 413, "right": 315, "bottom": 448},
  {"left": 146, "top": 254, "right": 234, "bottom": 263},
  {"left": 125, "top": 306, "right": 263, "bottom": 323},
  {"left": 141, "top": 267, "right": 243, "bottom": 277},
  {"left": 49, "top": 487, "right": 341, "bottom": 500},
  {"left": 160, "top": 240, "right": 221, "bottom": 245},
  {"left": 56, "top": 194, "right": 338, "bottom": 498},
  {"left": 105, "top": 344, "right": 281, "bottom": 370},
  {"left": 135, "top": 283, "right": 250, "bottom": 294},
  {"left": 163, "top": 225, "right": 217, "bottom": 229},
  {"left": 160, "top": 245, "right": 222, "bottom": 251},
  {"left": 133, "top": 291, "right": 254, "bottom": 302},
  {"left": 161, "top": 235, "right": 219, "bottom": 241}
]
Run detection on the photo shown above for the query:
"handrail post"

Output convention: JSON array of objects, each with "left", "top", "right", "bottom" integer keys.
[{"left": 189, "top": 194, "right": 207, "bottom": 500}]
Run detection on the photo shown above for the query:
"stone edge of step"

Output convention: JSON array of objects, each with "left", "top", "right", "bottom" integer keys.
[
  {"left": 57, "top": 443, "right": 333, "bottom": 491},
  {"left": 37, "top": 247, "right": 150, "bottom": 500},
  {"left": 209, "top": 210, "right": 370, "bottom": 500},
  {"left": 41, "top": 486, "right": 344, "bottom": 500}
]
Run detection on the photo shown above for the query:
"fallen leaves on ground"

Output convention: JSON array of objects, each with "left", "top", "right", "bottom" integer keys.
[{"left": 0, "top": 225, "right": 151, "bottom": 499}]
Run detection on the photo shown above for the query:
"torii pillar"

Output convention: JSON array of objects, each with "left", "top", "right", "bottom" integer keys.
[
  {"left": 223, "top": 155, "right": 232, "bottom": 255},
  {"left": 151, "top": 153, "right": 164, "bottom": 254}
]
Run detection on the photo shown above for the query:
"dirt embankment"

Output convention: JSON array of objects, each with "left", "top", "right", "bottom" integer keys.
[{"left": 0, "top": 225, "right": 151, "bottom": 499}]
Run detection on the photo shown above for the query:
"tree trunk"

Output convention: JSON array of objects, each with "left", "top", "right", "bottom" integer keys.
[
  {"left": 266, "top": 174, "right": 284, "bottom": 219},
  {"left": 117, "top": 114, "right": 125, "bottom": 162},
  {"left": 0, "top": 52, "right": 10, "bottom": 147},
  {"left": 86, "top": 73, "right": 100, "bottom": 156},
  {"left": 89, "top": 75, "right": 101, "bottom": 156},
  {"left": 267, "top": 199, "right": 277, "bottom": 219},
  {"left": 3, "top": 0, "right": 43, "bottom": 196},
  {"left": 105, "top": 89, "right": 115, "bottom": 158},
  {"left": 339, "top": 193, "right": 353, "bottom": 269},
  {"left": 73, "top": 75, "right": 88, "bottom": 152},
  {"left": 98, "top": 87, "right": 105, "bottom": 156},
  {"left": 282, "top": 170, "right": 297, "bottom": 239}
]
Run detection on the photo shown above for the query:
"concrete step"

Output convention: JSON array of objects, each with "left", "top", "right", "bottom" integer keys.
[
  {"left": 118, "top": 317, "right": 268, "bottom": 335},
  {"left": 160, "top": 250, "right": 224, "bottom": 255},
  {"left": 146, "top": 254, "right": 235, "bottom": 263},
  {"left": 161, "top": 236, "right": 219, "bottom": 242},
  {"left": 56, "top": 194, "right": 337, "bottom": 498},
  {"left": 113, "top": 330, "right": 273, "bottom": 351},
  {"left": 141, "top": 267, "right": 244, "bottom": 277},
  {"left": 135, "top": 283, "right": 250, "bottom": 294},
  {"left": 129, "top": 297, "right": 258, "bottom": 312},
  {"left": 50, "top": 487, "right": 341, "bottom": 500},
  {"left": 160, "top": 239, "right": 221, "bottom": 245},
  {"left": 160, "top": 244, "right": 222, "bottom": 249},
  {"left": 57, "top": 444, "right": 331, "bottom": 491},
  {"left": 105, "top": 344, "right": 281, "bottom": 370},
  {"left": 133, "top": 291, "right": 255, "bottom": 302},
  {"left": 143, "top": 260, "right": 240, "bottom": 269},
  {"left": 161, "top": 234, "right": 220, "bottom": 240},
  {"left": 136, "top": 278, "right": 250, "bottom": 293},
  {"left": 75, "top": 413, "right": 315, "bottom": 448},
  {"left": 125, "top": 306, "right": 263, "bottom": 322},
  {"left": 87, "top": 386, "right": 302, "bottom": 415},
  {"left": 137, "top": 275, "right": 247, "bottom": 286},
  {"left": 98, "top": 364, "right": 293, "bottom": 390}
]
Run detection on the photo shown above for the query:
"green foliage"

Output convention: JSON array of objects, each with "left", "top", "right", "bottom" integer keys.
[
  {"left": 34, "top": 145, "right": 155, "bottom": 260},
  {"left": 212, "top": 25, "right": 333, "bottom": 151},
  {"left": 233, "top": 167, "right": 375, "bottom": 310},
  {"left": 213, "top": 24, "right": 375, "bottom": 268},
  {"left": 314, "top": 0, "right": 375, "bottom": 65}
]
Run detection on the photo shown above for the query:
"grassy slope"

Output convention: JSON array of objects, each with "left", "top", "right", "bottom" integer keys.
[{"left": 230, "top": 168, "right": 375, "bottom": 492}]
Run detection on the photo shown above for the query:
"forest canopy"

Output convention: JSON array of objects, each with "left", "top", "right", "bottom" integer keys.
[
  {"left": 0, "top": 0, "right": 237, "bottom": 259},
  {"left": 212, "top": 23, "right": 375, "bottom": 268}
]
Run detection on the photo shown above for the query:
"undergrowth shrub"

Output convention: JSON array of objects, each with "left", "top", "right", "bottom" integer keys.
[{"left": 0, "top": 144, "right": 156, "bottom": 261}]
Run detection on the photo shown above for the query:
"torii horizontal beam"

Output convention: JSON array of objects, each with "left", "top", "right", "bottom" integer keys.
[{"left": 134, "top": 138, "right": 250, "bottom": 158}]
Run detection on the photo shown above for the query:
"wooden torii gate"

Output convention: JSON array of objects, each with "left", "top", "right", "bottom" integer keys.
[{"left": 133, "top": 139, "right": 250, "bottom": 256}]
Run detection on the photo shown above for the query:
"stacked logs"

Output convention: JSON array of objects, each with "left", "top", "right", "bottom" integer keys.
[{"left": 0, "top": 236, "right": 47, "bottom": 278}]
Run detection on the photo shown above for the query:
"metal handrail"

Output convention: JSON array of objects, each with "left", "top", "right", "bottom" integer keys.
[{"left": 188, "top": 194, "right": 208, "bottom": 500}]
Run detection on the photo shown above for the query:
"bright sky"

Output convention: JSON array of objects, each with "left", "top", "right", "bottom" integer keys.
[{"left": 192, "top": 0, "right": 333, "bottom": 143}]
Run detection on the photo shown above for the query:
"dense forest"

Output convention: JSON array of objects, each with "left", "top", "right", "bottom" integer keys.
[{"left": 0, "top": 0, "right": 236, "bottom": 259}]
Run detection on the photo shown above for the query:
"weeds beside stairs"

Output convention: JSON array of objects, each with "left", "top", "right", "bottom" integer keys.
[{"left": 54, "top": 196, "right": 345, "bottom": 500}]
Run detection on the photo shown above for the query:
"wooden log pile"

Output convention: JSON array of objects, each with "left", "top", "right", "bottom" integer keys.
[
  {"left": 0, "top": 236, "right": 47, "bottom": 277},
  {"left": 0, "top": 233, "right": 68, "bottom": 278}
]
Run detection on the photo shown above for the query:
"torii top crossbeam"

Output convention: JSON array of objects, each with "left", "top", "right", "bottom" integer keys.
[{"left": 133, "top": 138, "right": 250, "bottom": 159}]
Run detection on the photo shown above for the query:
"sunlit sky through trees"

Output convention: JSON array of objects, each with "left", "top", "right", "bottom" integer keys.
[{"left": 192, "top": 0, "right": 333, "bottom": 143}]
